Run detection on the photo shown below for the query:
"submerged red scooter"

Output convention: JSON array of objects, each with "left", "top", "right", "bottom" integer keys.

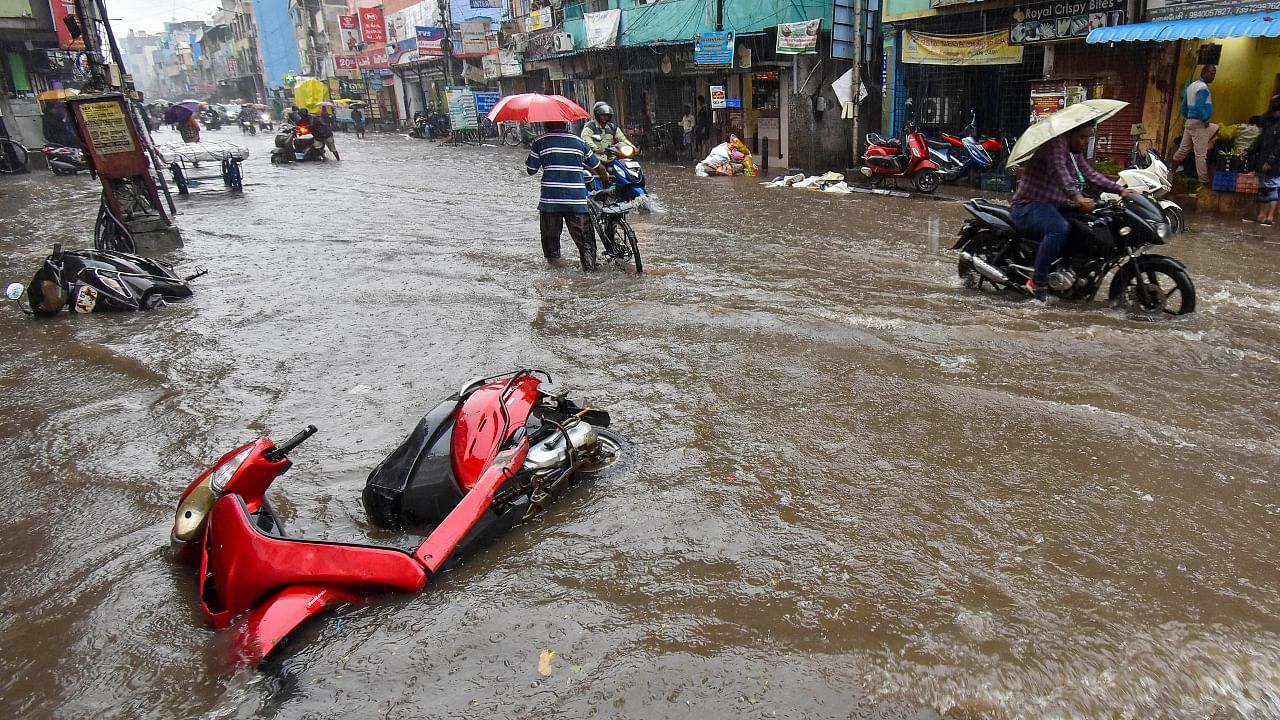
[{"left": 172, "top": 369, "right": 624, "bottom": 666}]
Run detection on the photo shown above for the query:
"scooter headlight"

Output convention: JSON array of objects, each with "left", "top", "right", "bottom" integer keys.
[
  {"left": 1155, "top": 222, "right": 1170, "bottom": 240},
  {"left": 209, "top": 446, "right": 253, "bottom": 493},
  {"left": 616, "top": 144, "right": 635, "bottom": 158}
]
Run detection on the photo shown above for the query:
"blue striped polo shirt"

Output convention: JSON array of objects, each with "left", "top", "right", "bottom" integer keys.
[{"left": 525, "top": 132, "right": 601, "bottom": 214}]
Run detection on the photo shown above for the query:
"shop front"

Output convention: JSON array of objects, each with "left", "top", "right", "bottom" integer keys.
[{"left": 1087, "top": 2, "right": 1280, "bottom": 205}]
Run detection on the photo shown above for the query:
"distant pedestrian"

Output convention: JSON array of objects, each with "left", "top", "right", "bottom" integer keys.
[
  {"left": 351, "top": 106, "right": 365, "bottom": 138},
  {"left": 525, "top": 120, "right": 610, "bottom": 270},
  {"left": 695, "top": 95, "right": 712, "bottom": 156},
  {"left": 1171, "top": 64, "right": 1219, "bottom": 184},
  {"left": 1246, "top": 95, "right": 1280, "bottom": 226},
  {"left": 179, "top": 115, "right": 201, "bottom": 144},
  {"left": 680, "top": 104, "right": 695, "bottom": 157}
]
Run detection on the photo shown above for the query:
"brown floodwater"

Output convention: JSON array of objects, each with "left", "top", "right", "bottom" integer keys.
[{"left": 0, "top": 126, "right": 1277, "bottom": 719}]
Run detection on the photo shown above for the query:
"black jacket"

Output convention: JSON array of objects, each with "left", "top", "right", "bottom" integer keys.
[{"left": 1257, "top": 111, "right": 1280, "bottom": 173}]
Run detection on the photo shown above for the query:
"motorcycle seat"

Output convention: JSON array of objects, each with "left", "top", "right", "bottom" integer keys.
[
  {"left": 969, "top": 198, "right": 1017, "bottom": 232},
  {"left": 867, "top": 133, "right": 900, "bottom": 148},
  {"left": 927, "top": 139, "right": 952, "bottom": 151}
]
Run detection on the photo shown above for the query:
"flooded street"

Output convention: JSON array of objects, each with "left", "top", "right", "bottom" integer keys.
[{"left": 1, "top": 126, "right": 1277, "bottom": 719}]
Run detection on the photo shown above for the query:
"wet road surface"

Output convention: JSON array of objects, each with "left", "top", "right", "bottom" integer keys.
[{"left": 1, "top": 126, "right": 1277, "bottom": 719}]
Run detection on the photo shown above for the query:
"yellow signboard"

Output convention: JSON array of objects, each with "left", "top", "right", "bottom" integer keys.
[
  {"left": 901, "top": 30, "right": 1024, "bottom": 66},
  {"left": 79, "top": 101, "right": 135, "bottom": 155}
]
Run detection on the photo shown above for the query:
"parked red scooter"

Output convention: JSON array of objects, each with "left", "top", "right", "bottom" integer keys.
[
  {"left": 171, "top": 369, "right": 625, "bottom": 667},
  {"left": 860, "top": 111, "right": 942, "bottom": 194}
]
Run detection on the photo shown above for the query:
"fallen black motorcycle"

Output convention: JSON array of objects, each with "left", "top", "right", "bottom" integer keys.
[
  {"left": 954, "top": 194, "right": 1196, "bottom": 315},
  {"left": 5, "top": 244, "right": 204, "bottom": 315}
]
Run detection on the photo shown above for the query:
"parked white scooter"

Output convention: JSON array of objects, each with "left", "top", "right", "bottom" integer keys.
[{"left": 1111, "top": 150, "right": 1185, "bottom": 235}]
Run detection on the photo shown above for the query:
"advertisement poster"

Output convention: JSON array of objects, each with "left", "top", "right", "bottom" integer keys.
[
  {"left": 339, "top": 15, "right": 361, "bottom": 53},
  {"left": 709, "top": 85, "right": 726, "bottom": 109},
  {"left": 335, "top": 55, "right": 358, "bottom": 72},
  {"left": 1147, "top": 0, "right": 1276, "bottom": 20},
  {"left": 359, "top": 7, "right": 386, "bottom": 44},
  {"left": 357, "top": 49, "right": 390, "bottom": 69},
  {"left": 447, "top": 88, "right": 478, "bottom": 130},
  {"left": 526, "top": 7, "right": 552, "bottom": 32},
  {"left": 694, "top": 31, "right": 735, "bottom": 67},
  {"left": 1030, "top": 91, "right": 1065, "bottom": 122},
  {"left": 1010, "top": 0, "right": 1124, "bottom": 44},
  {"left": 48, "top": 0, "right": 84, "bottom": 49},
  {"left": 901, "top": 30, "right": 1024, "bottom": 66},
  {"left": 416, "top": 26, "right": 445, "bottom": 55},
  {"left": 387, "top": 38, "right": 418, "bottom": 65},
  {"left": 776, "top": 19, "right": 820, "bottom": 54}
]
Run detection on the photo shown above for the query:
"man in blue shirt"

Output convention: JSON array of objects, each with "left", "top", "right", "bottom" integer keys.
[
  {"left": 1171, "top": 64, "right": 1218, "bottom": 184},
  {"left": 526, "top": 121, "right": 610, "bottom": 270}
]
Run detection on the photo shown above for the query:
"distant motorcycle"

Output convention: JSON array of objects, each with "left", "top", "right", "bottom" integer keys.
[
  {"left": 258, "top": 112, "right": 273, "bottom": 131},
  {"left": 5, "top": 243, "right": 204, "bottom": 316},
  {"left": 408, "top": 114, "right": 430, "bottom": 139},
  {"left": 41, "top": 144, "right": 89, "bottom": 175},
  {"left": 929, "top": 112, "right": 1008, "bottom": 186},
  {"left": 270, "top": 124, "right": 326, "bottom": 163},
  {"left": 953, "top": 193, "right": 1195, "bottom": 315},
  {"left": 239, "top": 114, "right": 257, "bottom": 135}
]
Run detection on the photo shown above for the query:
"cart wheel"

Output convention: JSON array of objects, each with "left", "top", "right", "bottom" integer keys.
[
  {"left": 171, "top": 163, "right": 189, "bottom": 195},
  {"left": 229, "top": 160, "right": 243, "bottom": 191}
]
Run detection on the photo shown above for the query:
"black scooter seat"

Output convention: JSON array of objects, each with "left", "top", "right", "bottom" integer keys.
[{"left": 867, "top": 133, "right": 900, "bottom": 148}]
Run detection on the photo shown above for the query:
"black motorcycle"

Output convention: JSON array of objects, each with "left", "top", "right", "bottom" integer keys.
[
  {"left": 408, "top": 114, "right": 430, "bottom": 139},
  {"left": 953, "top": 194, "right": 1196, "bottom": 315},
  {"left": 5, "top": 244, "right": 204, "bottom": 316}
]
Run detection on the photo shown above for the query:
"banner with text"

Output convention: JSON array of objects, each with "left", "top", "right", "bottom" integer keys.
[
  {"left": 694, "top": 31, "right": 736, "bottom": 66},
  {"left": 776, "top": 19, "right": 820, "bottom": 54},
  {"left": 1147, "top": 0, "right": 1276, "bottom": 20},
  {"left": 901, "top": 30, "right": 1024, "bottom": 66},
  {"left": 359, "top": 7, "right": 386, "bottom": 43},
  {"left": 416, "top": 26, "right": 445, "bottom": 55},
  {"left": 335, "top": 55, "right": 358, "bottom": 72}
]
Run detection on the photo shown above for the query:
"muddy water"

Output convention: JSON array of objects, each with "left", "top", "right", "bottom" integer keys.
[{"left": 0, "top": 127, "right": 1276, "bottom": 719}]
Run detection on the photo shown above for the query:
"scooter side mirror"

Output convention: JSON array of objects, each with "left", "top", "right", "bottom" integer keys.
[{"left": 6, "top": 283, "right": 24, "bottom": 301}]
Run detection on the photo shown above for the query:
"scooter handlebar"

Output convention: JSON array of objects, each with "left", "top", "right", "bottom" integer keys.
[{"left": 264, "top": 425, "right": 318, "bottom": 462}]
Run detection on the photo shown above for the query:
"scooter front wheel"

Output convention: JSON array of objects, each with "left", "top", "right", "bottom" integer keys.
[{"left": 913, "top": 169, "right": 940, "bottom": 194}]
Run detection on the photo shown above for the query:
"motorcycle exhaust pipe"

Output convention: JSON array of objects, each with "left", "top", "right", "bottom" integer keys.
[{"left": 959, "top": 251, "right": 1009, "bottom": 284}]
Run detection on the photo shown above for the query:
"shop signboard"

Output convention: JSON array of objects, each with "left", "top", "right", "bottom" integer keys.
[
  {"left": 526, "top": 7, "right": 553, "bottom": 32},
  {"left": 901, "top": 30, "right": 1024, "bottom": 66},
  {"left": 1147, "top": 0, "right": 1277, "bottom": 20},
  {"left": 458, "top": 20, "right": 491, "bottom": 57},
  {"left": 357, "top": 49, "right": 390, "bottom": 69},
  {"left": 417, "top": 27, "right": 445, "bottom": 55},
  {"left": 335, "top": 55, "right": 358, "bottom": 72},
  {"left": 1010, "top": 0, "right": 1125, "bottom": 45},
  {"left": 776, "top": 19, "right": 820, "bottom": 55},
  {"left": 359, "top": 7, "right": 386, "bottom": 44},
  {"left": 447, "top": 87, "right": 478, "bottom": 129},
  {"left": 695, "top": 31, "right": 735, "bottom": 66},
  {"left": 725, "top": 97, "right": 742, "bottom": 108},
  {"left": 929, "top": 0, "right": 981, "bottom": 6},
  {"left": 709, "top": 85, "right": 726, "bottom": 109},
  {"left": 470, "top": 0, "right": 503, "bottom": 6},
  {"left": 475, "top": 91, "right": 500, "bottom": 114}
]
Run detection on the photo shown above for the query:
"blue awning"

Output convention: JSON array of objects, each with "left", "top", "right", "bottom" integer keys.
[{"left": 1087, "top": 10, "right": 1280, "bottom": 43}]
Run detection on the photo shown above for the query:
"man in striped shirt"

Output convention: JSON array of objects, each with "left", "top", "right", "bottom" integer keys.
[{"left": 526, "top": 122, "right": 610, "bottom": 270}]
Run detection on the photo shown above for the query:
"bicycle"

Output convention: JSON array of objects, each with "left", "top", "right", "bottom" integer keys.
[
  {"left": 588, "top": 186, "right": 643, "bottom": 273},
  {"left": 651, "top": 122, "right": 681, "bottom": 163}
]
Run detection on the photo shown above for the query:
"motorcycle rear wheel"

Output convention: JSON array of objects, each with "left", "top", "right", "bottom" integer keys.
[{"left": 1109, "top": 260, "right": 1196, "bottom": 316}]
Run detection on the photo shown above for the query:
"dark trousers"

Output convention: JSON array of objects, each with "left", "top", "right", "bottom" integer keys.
[
  {"left": 540, "top": 211, "right": 596, "bottom": 270},
  {"left": 1011, "top": 201, "right": 1071, "bottom": 288}
]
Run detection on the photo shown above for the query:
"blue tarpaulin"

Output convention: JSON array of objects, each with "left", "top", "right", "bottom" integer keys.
[{"left": 1087, "top": 10, "right": 1280, "bottom": 43}]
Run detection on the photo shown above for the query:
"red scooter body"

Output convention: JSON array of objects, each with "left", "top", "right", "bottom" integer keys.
[
  {"left": 171, "top": 370, "right": 610, "bottom": 667},
  {"left": 861, "top": 122, "right": 942, "bottom": 194}
]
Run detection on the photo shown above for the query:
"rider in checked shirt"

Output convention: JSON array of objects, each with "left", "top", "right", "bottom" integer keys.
[{"left": 1010, "top": 121, "right": 1137, "bottom": 300}]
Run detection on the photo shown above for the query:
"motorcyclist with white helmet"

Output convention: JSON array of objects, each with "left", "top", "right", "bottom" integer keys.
[{"left": 581, "top": 101, "right": 635, "bottom": 166}]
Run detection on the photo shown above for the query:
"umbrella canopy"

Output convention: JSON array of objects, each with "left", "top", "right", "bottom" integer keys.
[
  {"left": 1006, "top": 99, "right": 1129, "bottom": 168},
  {"left": 163, "top": 101, "right": 201, "bottom": 124},
  {"left": 317, "top": 101, "right": 336, "bottom": 108},
  {"left": 36, "top": 88, "right": 79, "bottom": 101},
  {"left": 486, "top": 93, "right": 590, "bottom": 123}
]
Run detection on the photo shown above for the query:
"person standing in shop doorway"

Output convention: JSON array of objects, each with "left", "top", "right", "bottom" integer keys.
[
  {"left": 695, "top": 95, "right": 712, "bottom": 157},
  {"left": 1171, "top": 64, "right": 1219, "bottom": 185},
  {"left": 1245, "top": 95, "right": 1280, "bottom": 226}
]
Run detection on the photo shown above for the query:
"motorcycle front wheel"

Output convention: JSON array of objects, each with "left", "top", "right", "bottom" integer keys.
[
  {"left": 603, "top": 217, "right": 643, "bottom": 273},
  {"left": 1108, "top": 259, "right": 1196, "bottom": 316}
]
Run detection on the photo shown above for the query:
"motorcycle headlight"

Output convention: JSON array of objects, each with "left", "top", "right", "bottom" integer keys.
[
  {"left": 209, "top": 446, "right": 253, "bottom": 493},
  {"left": 1155, "top": 222, "right": 1170, "bottom": 240}
]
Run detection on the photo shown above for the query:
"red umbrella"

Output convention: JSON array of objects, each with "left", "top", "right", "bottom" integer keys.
[{"left": 486, "top": 93, "right": 590, "bottom": 123}]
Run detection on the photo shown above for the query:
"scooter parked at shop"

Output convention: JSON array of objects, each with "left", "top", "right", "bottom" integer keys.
[{"left": 861, "top": 115, "right": 942, "bottom": 194}]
